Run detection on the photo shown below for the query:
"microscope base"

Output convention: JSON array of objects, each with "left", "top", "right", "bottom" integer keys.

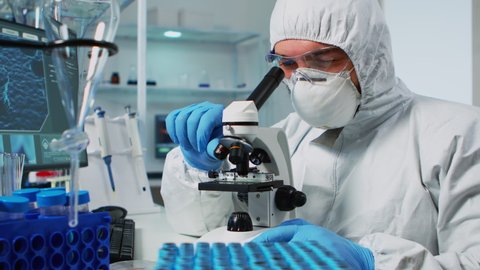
[{"left": 197, "top": 226, "right": 266, "bottom": 244}]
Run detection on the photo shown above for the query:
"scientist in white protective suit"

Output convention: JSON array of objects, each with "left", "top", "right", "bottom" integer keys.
[{"left": 161, "top": 0, "right": 480, "bottom": 268}]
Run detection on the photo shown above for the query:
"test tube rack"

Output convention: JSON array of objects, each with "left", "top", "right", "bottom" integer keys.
[{"left": 0, "top": 212, "right": 111, "bottom": 270}]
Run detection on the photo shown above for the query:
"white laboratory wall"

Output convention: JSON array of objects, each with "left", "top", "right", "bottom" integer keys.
[
  {"left": 96, "top": 0, "right": 295, "bottom": 175},
  {"left": 383, "top": 0, "right": 473, "bottom": 105},
  {"left": 96, "top": 1, "right": 477, "bottom": 177}
]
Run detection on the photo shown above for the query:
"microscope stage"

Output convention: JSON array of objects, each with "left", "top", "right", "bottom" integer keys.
[{"left": 198, "top": 180, "right": 283, "bottom": 193}]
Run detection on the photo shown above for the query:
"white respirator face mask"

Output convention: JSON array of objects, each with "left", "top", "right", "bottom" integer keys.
[{"left": 286, "top": 68, "right": 361, "bottom": 129}]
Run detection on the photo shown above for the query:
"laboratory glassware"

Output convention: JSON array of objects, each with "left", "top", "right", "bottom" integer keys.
[
  {"left": 41, "top": 0, "right": 120, "bottom": 227},
  {"left": 0, "top": 153, "right": 25, "bottom": 196}
]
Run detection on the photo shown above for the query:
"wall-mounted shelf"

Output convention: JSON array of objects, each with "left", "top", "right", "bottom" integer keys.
[
  {"left": 97, "top": 84, "right": 251, "bottom": 98},
  {"left": 115, "top": 24, "right": 260, "bottom": 44}
]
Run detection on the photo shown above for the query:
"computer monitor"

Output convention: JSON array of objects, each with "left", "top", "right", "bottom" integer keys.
[
  {"left": 0, "top": 19, "right": 87, "bottom": 172},
  {"left": 155, "top": 114, "right": 176, "bottom": 158}
]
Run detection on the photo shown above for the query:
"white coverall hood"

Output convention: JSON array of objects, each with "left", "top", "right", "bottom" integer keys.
[{"left": 270, "top": 0, "right": 411, "bottom": 135}]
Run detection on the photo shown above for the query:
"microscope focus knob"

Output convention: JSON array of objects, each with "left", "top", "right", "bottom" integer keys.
[
  {"left": 249, "top": 148, "right": 271, "bottom": 165},
  {"left": 227, "top": 212, "right": 253, "bottom": 232},
  {"left": 275, "top": 186, "right": 307, "bottom": 211},
  {"left": 213, "top": 143, "right": 229, "bottom": 160}
]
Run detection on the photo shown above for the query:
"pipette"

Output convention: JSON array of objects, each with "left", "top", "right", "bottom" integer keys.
[
  {"left": 124, "top": 105, "right": 147, "bottom": 193},
  {"left": 94, "top": 107, "right": 116, "bottom": 192}
]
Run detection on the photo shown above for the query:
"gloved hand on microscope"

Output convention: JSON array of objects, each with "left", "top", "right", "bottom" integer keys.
[{"left": 165, "top": 101, "right": 224, "bottom": 171}]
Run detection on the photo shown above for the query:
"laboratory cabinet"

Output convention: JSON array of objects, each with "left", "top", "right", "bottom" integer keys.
[{"left": 98, "top": 24, "right": 265, "bottom": 107}]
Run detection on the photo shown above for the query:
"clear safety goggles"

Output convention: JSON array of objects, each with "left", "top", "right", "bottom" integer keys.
[
  {"left": 265, "top": 46, "right": 351, "bottom": 77},
  {"left": 283, "top": 67, "right": 353, "bottom": 91}
]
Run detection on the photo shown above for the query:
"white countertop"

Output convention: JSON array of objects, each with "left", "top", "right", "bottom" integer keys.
[{"left": 129, "top": 206, "right": 198, "bottom": 262}]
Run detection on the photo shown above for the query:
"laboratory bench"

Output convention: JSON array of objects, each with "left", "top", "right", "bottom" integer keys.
[
  {"left": 129, "top": 206, "right": 197, "bottom": 262},
  {"left": 127, "top": 208, "right": 351, "bottom": 269}
]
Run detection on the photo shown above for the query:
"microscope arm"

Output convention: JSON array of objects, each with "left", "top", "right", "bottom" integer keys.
[{"left": 252, "top": 128, "right": 292, "bottom": 186}]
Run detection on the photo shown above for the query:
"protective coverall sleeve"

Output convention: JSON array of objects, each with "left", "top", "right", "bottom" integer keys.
[
  {"left": 161, "top": 147, "right": 234, "bottom": 236},
  {"left": 359, "top": 233, "right": 480, "bottom": 269}
]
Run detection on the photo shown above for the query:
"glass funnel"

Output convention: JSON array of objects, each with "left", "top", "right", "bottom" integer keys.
[{"left": 41, "top": 0, "right": 120, "bottom": 227}]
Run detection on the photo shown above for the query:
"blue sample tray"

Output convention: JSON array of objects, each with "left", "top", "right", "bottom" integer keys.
[
  {"left": 156, "top": 241, "right": 349, "bottom": 269},
  {"left": 0, "top": 212, "right": 111, "bottom": 270}
]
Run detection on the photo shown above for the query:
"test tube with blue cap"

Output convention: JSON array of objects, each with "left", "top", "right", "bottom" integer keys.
[
  {"left": 36, "top": 190, "right": 67, "bottom": 217},
  {"left": 13, "top": 188, "right": 40, "bottom": 210},
  {"left": 66, "top": 190, "right": 90, "bottom": 213},
  {"left": 0, "top": 196, "right": 29, "bottom": 222}
]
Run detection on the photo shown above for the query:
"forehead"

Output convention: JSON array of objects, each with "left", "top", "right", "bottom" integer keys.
[{"left": 274, "top": 39, "right": 332, "bottom": 56}]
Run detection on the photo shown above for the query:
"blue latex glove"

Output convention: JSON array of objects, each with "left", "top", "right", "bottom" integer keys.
[
  {"left": 166, "top": 102, "right": 224, "bottom": 171},
  {"left": 253, "top": 219, "right": 374, "bottom": 270}
]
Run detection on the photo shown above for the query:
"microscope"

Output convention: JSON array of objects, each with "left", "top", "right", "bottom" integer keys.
[{"left": 197, "top": 67, "right": 307, "bottom": 243}]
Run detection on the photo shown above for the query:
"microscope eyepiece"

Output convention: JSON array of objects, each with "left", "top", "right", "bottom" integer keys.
[{"left": 246, "top": 67, "right": 285, "bottom": 110}]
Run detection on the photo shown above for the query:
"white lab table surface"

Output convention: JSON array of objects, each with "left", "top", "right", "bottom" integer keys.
[{"left": 129, "top": 206, "right": 198, "bottom": 262}]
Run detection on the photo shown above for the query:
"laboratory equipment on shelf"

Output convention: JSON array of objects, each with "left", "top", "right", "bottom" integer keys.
[{"left": 198, "top": 67, "right": 307, "bottom": 243}]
